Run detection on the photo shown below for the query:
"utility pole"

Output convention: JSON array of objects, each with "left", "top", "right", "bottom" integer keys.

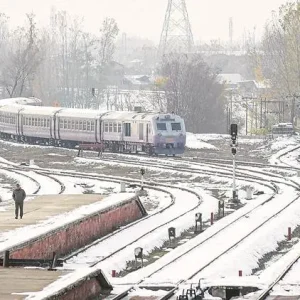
[
  {"left": 260, "top": 97, "right": 263, "bottom": 128},
  {"left": 245, "top": 103, "right": 248, "bottom": 135}
]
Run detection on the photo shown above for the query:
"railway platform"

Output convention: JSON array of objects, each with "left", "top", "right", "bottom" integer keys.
[{"left": 0, "top": 193, "right": 145, "bottom": 299}]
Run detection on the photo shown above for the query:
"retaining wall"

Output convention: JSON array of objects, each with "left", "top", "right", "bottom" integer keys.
[
  {"left": 9, "top": 194, "right": 145, "bottom": 259},
  {"left": 42, "top": 270, "right": 113, "bottom": 300}
]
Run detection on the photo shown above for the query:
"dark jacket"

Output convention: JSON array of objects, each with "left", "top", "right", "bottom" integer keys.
[{"left": 13, "top": 188, "right": 26, "bottom": 203}]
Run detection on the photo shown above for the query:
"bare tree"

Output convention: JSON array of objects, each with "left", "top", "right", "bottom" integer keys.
[
  {"left": 160, "top": 53, "right": 226, "bottom": 133},
  {"left": 99, "top": 18, "right": 119, "bottom": 66},
  {"left": 0, "top": 13, "right": 42, "bottom": 98}
]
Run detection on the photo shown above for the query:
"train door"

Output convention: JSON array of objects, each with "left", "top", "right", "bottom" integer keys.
[
  {"left": 95, "top": 119, "right": 98, "bottom": 143},
  {"left": 139, "top": 123, "right": 144, "bottom": 140},
  {"left": 17, "top": 109, "right": 24, "bottom": 136},
  {"left": 146, "top": 123, "right": 149, "bottom": 143}
]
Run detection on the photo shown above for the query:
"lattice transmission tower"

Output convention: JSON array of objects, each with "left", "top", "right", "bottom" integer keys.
[{"left": 158, "top": 0, "right": 194, "bottom": 57}]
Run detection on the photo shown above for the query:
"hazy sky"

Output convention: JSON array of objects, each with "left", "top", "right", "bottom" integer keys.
[{"left": 0, "top": 0, "right": 290, "bottom": 43}]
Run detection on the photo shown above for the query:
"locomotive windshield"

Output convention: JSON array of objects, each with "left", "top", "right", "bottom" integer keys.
[
  {"left": 171, "top": 123, "right": 181, "bottom": 130},
  {"left": 157, "top": 123, "right": 167, "bottom": 130}
]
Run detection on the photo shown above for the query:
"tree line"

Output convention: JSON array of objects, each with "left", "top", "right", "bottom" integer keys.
[
  {"left": 0, "top": 10, "right": 119, "bottom": 108},
  {"left": 0, "top": 10, "right": 229, "bottom": 133}
]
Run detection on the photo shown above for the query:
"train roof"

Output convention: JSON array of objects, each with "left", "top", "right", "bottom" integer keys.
[
  {"left": 0, "top": 105, "right": 24, "bottom": 113},
  {"left": 20, "top": 106, "right": 62, "bottom": 116},
  {"left": 101, "top": 111, "right": 158, "bottom": 121},
  {"left": 57, "top": 108, "right": 107, "bottom": 118},
  {"left": 0, "top": 97, "right": 42, "bottom": 106}
]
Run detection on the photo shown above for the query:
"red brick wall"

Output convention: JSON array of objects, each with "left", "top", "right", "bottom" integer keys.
[
  {"left": 10, "top": 197, "right": 144, "bottom": 259},
  {"left": 49, "top": 278, "right": 102, "bottom": 300}
]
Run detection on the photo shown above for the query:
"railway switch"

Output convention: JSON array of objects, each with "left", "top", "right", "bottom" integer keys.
[
  {"left": 134, "top": 247, "right": 144, "bottom": 268},
  {"left": 194, "top": 213, "right": 202, "bottom": 233}
]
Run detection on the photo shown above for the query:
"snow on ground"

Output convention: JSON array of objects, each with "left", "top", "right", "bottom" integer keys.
[
  {"left": 186, "top": 133, "right": 219, "bottom": 150},
  {"left": 110, "top": 191, "right": 272, "bottom": 285},
  {"left": 259, "top": 238, "right": 300, "bottom": 295},
  {"left": 0, "top": 169, "right": 39, "bottom": 199},
  {"left": 267, "top": 136, "right": 300, "bottom": 165},
  {"left": 64, "top": 187, "right": 205, "bottom": 271},
  {"left": 194, "top": 186, "right": 299, "bottom": 280}
]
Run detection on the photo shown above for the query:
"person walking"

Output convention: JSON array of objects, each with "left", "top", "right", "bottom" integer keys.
[{"left": 12, "top": 184, "right": 26, "bottom": 219}]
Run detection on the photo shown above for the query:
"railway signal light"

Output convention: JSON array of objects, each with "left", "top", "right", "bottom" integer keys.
[
  {"left": 91, "top": 87, "right": 95, "bottom": 97},
  {"left": 140, "top": 168, "right": 145, "bottom": 176},
  {"left": 230, "top": 124, "right": 238, "bottom": 140},
  {"left": 168, "top": 227, "right": 176, "bottom": 246},
  {"left": 230, "top": 124, "right": 239, "bottom": 204}
]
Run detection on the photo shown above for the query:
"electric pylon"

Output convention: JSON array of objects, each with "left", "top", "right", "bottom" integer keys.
[{"left": 158, "top": 0, "right": 194, "bottom": 57}]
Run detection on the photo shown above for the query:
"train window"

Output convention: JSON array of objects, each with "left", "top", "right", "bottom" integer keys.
[
  {"left": 113, "top": 123, "right": 117, "bottom": 132},
  {"left": 87, "top": 121, "right": 91, "bottom": 131},
  {"left": 91, "top": 121, "right": 95, "bottom": 131},
  {"left": 82, "top": 121, "right": 86, "bottom": 131},
  {"left": 72, "top": 120, "right": 75, "bottom": 129},
  {"left": 118, "top": 123, "right": 121, "bottom": 133},
  {"left": 104, "top": 123, "right": 108, "bottom": 132},
  {"left": 64, "top": 120, "right": 67, "bottom": 129},
  {"left": 60, "top": 121, "right": 63, "bottom": 128},
  {"left": 41, "top": 119, "right": 44, "bottom": 127},
  {"left": 109, "top": 123, "right": 113, "bottom": 132},
  {"left": 157, "top": 123, "right": 167, "bottom": 130},
  {"left": 37, "top": 118, "right": 40, "bottom": 127},
  {"left": 34, "top": 118, "right": 37, "bottom": 126},
  {"left": 124, "top": 123, "right": 131, "bottom": 136},
  {"left": 171, "top": 123, "right": 181, "bottom": 131},
  {"left": 75, "top": 121, "right": 78, "bottom": 130},
  {"left": 68, "top": 120, "right": 71, "bottom": 129},
  {"left": 47, "top": 119, "right": 50, "bottom": 127},
  {"left": 79, "top": 121, "right": 83, "bottom": 130}
]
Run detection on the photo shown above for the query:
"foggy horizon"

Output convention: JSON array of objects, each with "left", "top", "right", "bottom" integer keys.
[{"left": 0, "top": 0, "right": 291, "bottom": 44}]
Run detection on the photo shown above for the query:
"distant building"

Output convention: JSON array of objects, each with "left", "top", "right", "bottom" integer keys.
[
  {"left": 122, "top": 75, "right": 154, "bottom": 89},
  {"left": 238, "top": 80, "right": 270, "bottom": 98},
  {"left": 217, "top": 73, "right": 245, "bottom": 89}
]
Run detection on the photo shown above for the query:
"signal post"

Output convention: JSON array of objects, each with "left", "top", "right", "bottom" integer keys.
[{"left": 230, "top": 124, "right": 239, "bottom": 204}]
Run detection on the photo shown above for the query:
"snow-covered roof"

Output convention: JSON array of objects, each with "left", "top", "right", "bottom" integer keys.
[
  {"left": 0, "top": 105, "right": 24, "bottom": 113},
  {"left": 217, "top": 73, "right": 244, "bottom": 84},
  {"left": 57, "top": 108, "right": 107, "bottom": 119},
  {"left": 123, "top": 75, "right": 153, "bottom": 85},
  {"left": 0, "top": 97, "right": 42, "bottom": 106},
  {"left": 101, "top": 111, "right": 157, "bottom": 121},
  {"left": 21, "top": 106, "right": 62, "bottom": 116}
]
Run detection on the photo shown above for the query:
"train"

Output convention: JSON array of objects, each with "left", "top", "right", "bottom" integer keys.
[
  {"left": 271, "top": 123, "right": 295, "bottom": 138},
  {"left": 0, "top": 98, "right": 186, "bottom": 156}
]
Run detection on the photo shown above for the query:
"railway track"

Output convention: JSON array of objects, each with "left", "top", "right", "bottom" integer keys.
[
  {"left": 0, "top": 144, "right": 298, "bottom": 300},
  {"left": 101, "top": 148, "right": 300, "bottom": 300}
]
